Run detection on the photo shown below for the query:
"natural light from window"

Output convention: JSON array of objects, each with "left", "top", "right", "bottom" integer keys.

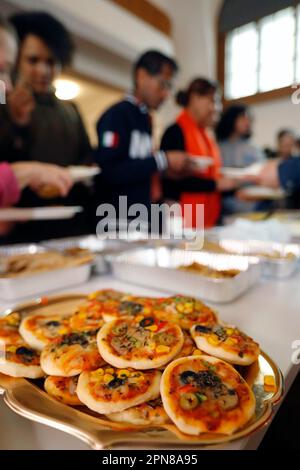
[{"left": 225, "top": 7, "right": 297, "bottom": 99}]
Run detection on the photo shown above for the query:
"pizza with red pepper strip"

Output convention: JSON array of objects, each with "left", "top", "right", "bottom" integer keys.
[
  {"left": 160, "top": 355, "right": 256, "bottom": 435},
  {"left": 190, "top": 324, "right": 260, "bottom": 366},
  {"left": 97, "top": 316, "right": 184, "bottom": 369},
  {"left": 76, "top": 365, "right": 161, "bottom": 414},
  {"left": 44, "top": 375, "right": 82, "bottom": 406},
  {"left": 40, "top": 329, "right": 105, "bottom": 377}
]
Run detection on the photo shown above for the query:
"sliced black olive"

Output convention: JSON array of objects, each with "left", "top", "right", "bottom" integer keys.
[
  {"left": 238, "top": 351, "right": 244, "bottom": 358},
  {"left": 180, "top": 370, "right": 199, "bottom": 385},
  {"left": 107, "top": 377, "right": 125, "bottom": 389},
  {"left": 140, "top": 317, "right": 155, "bottom": 328},
  {"left": 45, "top": 320, "right": 60, "bottom": 327},
  {"left": 61, "top": 333, "right": 89, "bottom": 347},
  {"left": 16, "top": 346, "right": 36, "bottom": 357},
  {"left": 195, "top": 325, "right": 212, "bottom": 334},
  {"left": 196, "top": 371, "right": 221, "bottom": 388}
]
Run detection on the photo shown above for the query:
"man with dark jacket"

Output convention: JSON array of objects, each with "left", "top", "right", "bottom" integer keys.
[{"left": 95, "top": 50, "right": 189, "bottom": 228}]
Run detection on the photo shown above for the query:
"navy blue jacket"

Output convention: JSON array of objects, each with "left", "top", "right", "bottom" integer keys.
[{"left": 95, "top": 96, "right": 167, "bottom": 212}]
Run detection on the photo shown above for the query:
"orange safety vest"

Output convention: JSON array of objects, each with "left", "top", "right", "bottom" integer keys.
[{"left": 176, "top": 110, "right": 222, "bottom": 228}]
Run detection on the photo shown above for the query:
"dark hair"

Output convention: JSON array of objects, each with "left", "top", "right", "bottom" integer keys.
[
  {"left": 277, "top": 128, "right": 295, "bottom": 141},
  {"left": 0, "top": 15, "right": 17, "bottom": 40},
  {"left": 9, "top": 12, "right": 74, "bottom": 66},
  {"left": 175, "top": 78, "right": 219, "bottom": 107},
  {"left": 134, "top": 50, "right": 178, "bottom": 78},
  {"left": 215, "top": 104, "right": 249, "bottom": 141}
]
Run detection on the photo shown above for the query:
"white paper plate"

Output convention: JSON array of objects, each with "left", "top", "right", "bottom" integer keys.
[
  {"left": 221, "top": 162, "right": 264, "bottom": 178},
  {"left": 68, "top": 166, "right": 101, "bottom": 183},
  {"left": 0, "top": 206, "right": 82, "bottom": 221},
  {"left": 240, "top": 186, "right": 286, "bottom": 200},
  {"left": 188, "top": 155, "right": 213, "bottom": 170}
]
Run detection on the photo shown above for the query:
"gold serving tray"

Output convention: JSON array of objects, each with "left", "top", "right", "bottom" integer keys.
[{"left": 0, "top": 294, "right": 284, "bottom": 449}]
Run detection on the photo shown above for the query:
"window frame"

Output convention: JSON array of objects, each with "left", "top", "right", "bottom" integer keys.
[{"left": 217, "top": 3, "right": 300, "bottom": 105}]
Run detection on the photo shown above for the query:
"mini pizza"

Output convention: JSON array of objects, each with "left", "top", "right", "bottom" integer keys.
[
  {"left": 76, "top": 366, "right": 161, "bottom": 414},
  {"left": 97, "top": 316, "right": 184, "bottom": 369},
  {"left": 107, "top": 397, "right": 170, "bottom": 426},
  {"left": 0, "top": 312, "right": 23, "bottom": 345},
  {"left": 40, "top": 329, "right": 105, "bottom": 377},
  {"left": 160, "top": 355, "right": 256, "bottom": 436},
  {"left": 19, "top": 314, "right": 72, "bottom": 350},
  {"left": 0, "top": 342, "right": 43, "bottom": 378},
  {"left": 190, "top": 324, "right": 260, "bottom": 366},
  {"left": 153, "top": 295, "right": 218, "bottom": 330},
  {"left": 96, "top": 296, "right": 155, "bottom": 323},
  {"left": 44, "top": 376, "right": 81, "bottom": 406}
]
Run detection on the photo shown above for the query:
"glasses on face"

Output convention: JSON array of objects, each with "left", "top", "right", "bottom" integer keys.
[{"left": 155, "top": 76, "right": 174, "bottom": 91}]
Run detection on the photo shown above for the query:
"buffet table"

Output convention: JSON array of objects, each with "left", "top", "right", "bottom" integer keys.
[{"left": 0, "top": 270, "right": 299, "bottom": 450}]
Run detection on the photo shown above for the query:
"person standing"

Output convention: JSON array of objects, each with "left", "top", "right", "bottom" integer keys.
[{"left": 94, "top": 50, "right": 189, "bottom": 229}]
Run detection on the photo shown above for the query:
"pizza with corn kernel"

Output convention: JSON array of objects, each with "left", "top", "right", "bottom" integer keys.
[
  {"left": 97, "top": 316, "right": 184, "bottom": 369},
  {"left": 96, "top": 295, "right": 155, "bottom": 323},
  {"left": 0, "top": 312, "right": 23, "bottom": 345},
  {"left": 190, "top": 324, "right": 260, "bottom": 366},
  {"left": 20, "top": 313, "right": 72, "bottom": 350},
  {"left": 76, "top": 366, "right": 161, "bottom": 414},
  {"left": 0, "top": 341, "right": 43, "bottom": 378},
  {"left": 160, "top": 355, "right": 255, "bottom": 435},
  {"left": 44, "top": 375, "right": 82, "bottom": 406},
  {"left": 107, "top": 397, "right": 170, "bottom": 426},
  {"left": 152, "top": 295, "right": 218, "bottom": 330},
  {"left": 40, "top": 329, "right": 105, "bottom": 377}
]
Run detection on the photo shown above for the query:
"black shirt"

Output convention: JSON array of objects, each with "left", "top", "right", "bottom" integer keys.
[{"left": 160, "top": 123, "right": 216, "bottom": 201}]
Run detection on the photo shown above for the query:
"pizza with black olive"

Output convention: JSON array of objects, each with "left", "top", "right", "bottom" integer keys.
[
  {"left": 152, "top": 295, "right": 218, "bottom": 330},
  {"left": 160, "top": 355, "right": 256, "bottom": 435},
  {"left": 107, "top": 397, "right": 170, "bottom": 426},
  {"left": 97, "top": 316, "right": 184, "bottom": 369},
  {"left": 76, "top": 366, "right": 161, "bottom": 414},
  {"left": 190, "top": 324, "right": 260, "bottom": 366},
  {"left": 40, "top": 329, "right": 105, "bottom": 377},
  {"left": 0, "top": 342, "right": 43, "bottom": 378},
  {"left": 44, "top": 375, "right": 81, "bottom": 405},
  {"left": 20, "top": 314, "right": 72, "bottom": 351}
]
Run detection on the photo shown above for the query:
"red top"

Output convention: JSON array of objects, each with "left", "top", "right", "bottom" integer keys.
[{"left": 0, "top": 163, "right": 20, "bottom": 207}]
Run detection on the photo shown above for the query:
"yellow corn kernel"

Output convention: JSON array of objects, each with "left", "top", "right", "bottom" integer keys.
[
  {"left": 77, "top": 312, "right": 86, "bottom": 320},
  {"left": 92, "top": 368, "right": 104, "bottom": 377},
  {"left": 135, "top": 315, "right": 144, "bottom": 323},
  {"left": 117, "top": 369, "right": 130, "bottom": 378},
  {"left": 6, "top": 345, "right": 17, "bottom": 353},
  {"left": 226, "top": 328, "right": 234, "bottom": 336},
  {"left": 193, "top": 349, "right": 202, "bottom": 356},
  {"left": 88, "top": 292, "right": 98, "bottom": 300},
  {"left": 143, "top": 307, "right": 152, "bottom": 314},
  {"left": 103, "top": 374, "right": 114, "bottom": 384},
  {"left": 134, "top": 373, "right": 144, "bottom": 381},
  {"left": 156, "top": 345, "right": 170, "bottom": 354},
  {"left": 183, "top": 303, "right": 193, "bottom": 313},
  {"left": 146, "top": 324, "right": 158, "bottom": 332},
  {"left": 176, "top": 304, "right": 185, "bottom": 313},
  {"left": 105, "top": 368, "right": 114, "bottom": 375},
  {"left": 208, "top": 334, "right": 221, "bottom": 346},
  {"left": 148, "top": 341, "right": 156, "bottom": 350},
  {"left": 226, "top": 337, "right": 238, "bottom": 346},
  {"left": 58, "top": 328, "right": 68, "bottom": 335}
]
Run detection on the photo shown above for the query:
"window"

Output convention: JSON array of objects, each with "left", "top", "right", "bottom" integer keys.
[{"left": 224, "top": 6, "right": 298, "bottom": 100}]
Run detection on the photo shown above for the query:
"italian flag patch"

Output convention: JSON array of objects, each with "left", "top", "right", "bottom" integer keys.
[{"left": 102, "top": 131, "right": 119, "bottom": 148}]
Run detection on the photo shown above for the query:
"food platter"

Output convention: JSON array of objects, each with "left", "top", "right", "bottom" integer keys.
[{"left": 0, "top": 294, "right": 283, "bottom": 449}]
